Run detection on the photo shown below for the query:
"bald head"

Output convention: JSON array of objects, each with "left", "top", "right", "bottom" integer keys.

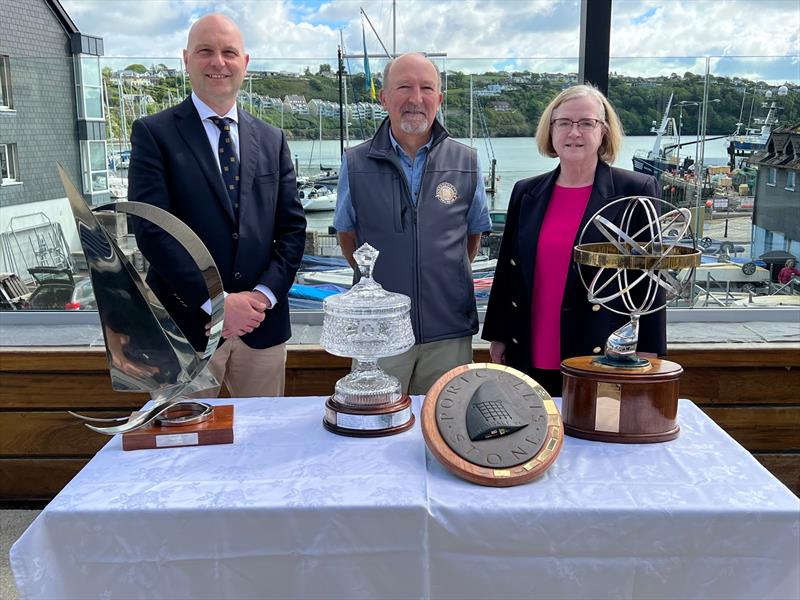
[
  {"left": 187, "top": 13, "right": 244, "bottom": 50},
  {"left": 383, "top": 53, "right": 441, "bottom": 92},
  {"left": 183, "top": 13, "right": 249, "bottom": 115}
]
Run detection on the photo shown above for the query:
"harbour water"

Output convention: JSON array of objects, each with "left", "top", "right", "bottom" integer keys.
[{"left": 284, "top": 134, "right": 732, "bottom": 230}]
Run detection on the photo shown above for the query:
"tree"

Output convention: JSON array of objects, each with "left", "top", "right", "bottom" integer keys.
[{"left": 125, "top": 64, "right": 147, "bottom": 74}]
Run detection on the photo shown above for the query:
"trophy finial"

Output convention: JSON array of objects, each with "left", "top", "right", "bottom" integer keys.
[{"left": 353, "top": 243, "right": 379, "bottom": 280}]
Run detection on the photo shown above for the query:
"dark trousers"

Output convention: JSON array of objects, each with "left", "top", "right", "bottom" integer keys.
[{"left": 526, "top": 367, "right": 563, "bottom": 399}]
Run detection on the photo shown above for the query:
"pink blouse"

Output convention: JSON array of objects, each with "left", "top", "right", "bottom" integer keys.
[{"left": 530, "top": 184, "right": 593, "bottom": 369}]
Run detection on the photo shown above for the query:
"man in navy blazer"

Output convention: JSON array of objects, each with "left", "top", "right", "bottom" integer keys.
[{"left": 129, "top": 13, "right": 306, "bottom": 397}]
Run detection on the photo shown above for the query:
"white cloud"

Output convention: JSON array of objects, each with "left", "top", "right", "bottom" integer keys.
[{"left": 60, "top": 0, "right": 800, "bottom": 81}]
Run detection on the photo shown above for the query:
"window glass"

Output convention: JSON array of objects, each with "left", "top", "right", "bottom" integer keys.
[
  {"left": 786, "top": 171, "right": 796, "bottom": 191},
  {"left": 81, "top": 56, "right": 101, "bottom": 86},
  {"left": 84, "top": 87, "right": 103, "bottom": 119},
  {"left": 0, "top": 143, "right": 18, "bottom": 182},
  {"left": 0, "top": 55, "right": 11, "bottom": 109},
  {"left": 89, "top": 141, "right": 106, "bottom": 171}
]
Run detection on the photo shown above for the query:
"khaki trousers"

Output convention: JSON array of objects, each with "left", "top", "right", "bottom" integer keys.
[
  {"left": 208, "top": 337, "right": 287, "bottom": 398},
  {"left": 378, "top": 336, "right": 473, "bottom": 396}
]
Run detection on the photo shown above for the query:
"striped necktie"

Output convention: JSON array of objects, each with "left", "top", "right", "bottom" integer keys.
[{"left": 209, "top": 116, "right": 240, "bottom": 218}]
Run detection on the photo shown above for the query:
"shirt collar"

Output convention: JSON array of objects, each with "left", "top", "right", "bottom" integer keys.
[
  {"left": 191, "top": 92, "right": 238, "bottom": 123},
  {"left": 388, "top": 127, "right": 433, "bottom": 159}
]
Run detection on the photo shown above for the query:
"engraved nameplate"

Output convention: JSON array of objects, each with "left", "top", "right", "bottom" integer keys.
[
  {"left": 156, "top": 432, "right": 200, "bottom": 448},
  {"left": 595, "top": 382, "right": 622, "bottom": 433}
]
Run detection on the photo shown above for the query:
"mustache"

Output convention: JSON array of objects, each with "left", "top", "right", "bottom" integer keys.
[{"left": 400, "top": 102, "right": 425, "bottom": 113}]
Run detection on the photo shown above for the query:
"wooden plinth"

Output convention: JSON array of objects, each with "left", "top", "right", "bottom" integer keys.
[
  {"left": 560, "top": 357, "right": 682, "bottom": 444},
  {"left": 323, "top": 395, "right": 415, "bottom": 437},
  {"left": 122, "top": 404, "right": 234, "bottom": 451}
]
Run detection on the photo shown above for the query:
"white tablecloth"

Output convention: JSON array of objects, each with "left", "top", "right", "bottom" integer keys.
[{"left": 11, "top": 398, "right": 800, "bottom": 600}]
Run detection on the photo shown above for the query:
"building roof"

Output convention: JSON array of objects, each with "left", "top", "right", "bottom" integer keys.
[{"left": 45, "top": 0, "right": 79, "bottom": 35}]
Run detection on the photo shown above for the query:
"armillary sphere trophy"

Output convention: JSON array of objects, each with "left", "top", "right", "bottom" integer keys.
[
  {"left": 560, "top": 196, "right": 701, "bottom": 443},
  {"left": 320, "top": 243, "right": 416, "bottom": 436},
  {"left": 56, "top": 164, "right": 231, "bottom": 450}
]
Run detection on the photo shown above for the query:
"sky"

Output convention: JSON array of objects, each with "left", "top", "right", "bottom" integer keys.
[{"left": 60, "top": 0, "right": 800, "bottom": 83}]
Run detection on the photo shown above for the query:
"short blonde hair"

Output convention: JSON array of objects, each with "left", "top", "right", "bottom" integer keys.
[{"left": 535, "top": 84, "right": 623, "bottom": 163}]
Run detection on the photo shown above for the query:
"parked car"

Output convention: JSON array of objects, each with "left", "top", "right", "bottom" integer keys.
[
  {"left": 25, "top": 267, "right": 75, "bottom": 310},
  {"left": 65, "top": 277, "right": 96, "bottom": 310}
]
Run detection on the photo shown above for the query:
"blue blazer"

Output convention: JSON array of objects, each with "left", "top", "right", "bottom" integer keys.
[
  {"left": 482, "top": 161, "right": 666, "bottom": 375},
  {"left": 129, "top": 97, "right": 306, "bottom": 351}
]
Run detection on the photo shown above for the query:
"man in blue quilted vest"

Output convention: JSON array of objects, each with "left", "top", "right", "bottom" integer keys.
[{"left": 334, "top": 52, "right": 491, "bottom": 395}]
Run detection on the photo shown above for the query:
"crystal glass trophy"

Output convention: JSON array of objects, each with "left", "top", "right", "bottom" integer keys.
[
  {"left": 560, "top": 196, "right": 701, "bottom": 443},
  {"left": 320, "top": 243, "right": 416, "bottom": 436}
]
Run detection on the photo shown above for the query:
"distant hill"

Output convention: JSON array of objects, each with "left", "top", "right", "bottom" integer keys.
[{"left": 102, "top": 67, "right": 799, "bottom": 141}]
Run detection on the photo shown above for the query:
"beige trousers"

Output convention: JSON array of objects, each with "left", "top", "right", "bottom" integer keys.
[
  {"left": 377, "top": 336, "right": 473, "bottom": 396},
  {"left": 208, "top": 337, "right": 287, "bottom": 398}
]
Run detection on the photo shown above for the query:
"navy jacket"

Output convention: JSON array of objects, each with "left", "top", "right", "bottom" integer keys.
[
  {"left": 482, "top": 162, "right": 666, "bottom": 375},
  {"left": 129, "top": 97, "right": 306, "bottom": 351}
]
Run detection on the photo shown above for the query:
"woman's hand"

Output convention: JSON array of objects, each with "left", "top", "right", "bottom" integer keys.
[{"left": 489, "top": 341, "right": 506, "bottom": 364}]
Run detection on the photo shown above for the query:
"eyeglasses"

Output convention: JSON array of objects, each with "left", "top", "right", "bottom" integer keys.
[{"left": 551, "top": 118, "right": 604, "bottom": 131}]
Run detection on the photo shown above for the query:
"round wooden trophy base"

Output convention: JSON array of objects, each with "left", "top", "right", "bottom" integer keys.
[
  {"left": 323, "top": 395, "right": 415, "bottom": 437},
  {"left": 560, "top": 356, "right": 682, "bottom": 444}
]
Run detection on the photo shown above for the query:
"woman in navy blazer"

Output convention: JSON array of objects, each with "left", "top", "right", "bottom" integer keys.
[{"left": 482, "top": 85, "right": 665, "bottom": 396}]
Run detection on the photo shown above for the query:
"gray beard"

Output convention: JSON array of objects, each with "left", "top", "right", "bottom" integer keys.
[{"left": 399, "top": 117, "right": 430, "bottom": 135}]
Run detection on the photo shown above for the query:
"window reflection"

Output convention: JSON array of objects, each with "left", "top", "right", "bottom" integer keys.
[{"left": 1, "top": 55, "right": 798, "bottom": 322}]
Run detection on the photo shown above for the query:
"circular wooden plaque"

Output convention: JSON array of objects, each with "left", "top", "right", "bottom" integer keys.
[
  {"left": 560, "top": 356, "right": 682, "bottom": 443},
  {"left": 422, "top": 363, "right": 563, "bottom": 487}
]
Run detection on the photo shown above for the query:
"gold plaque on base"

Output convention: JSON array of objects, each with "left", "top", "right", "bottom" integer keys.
[{"left": 560, "top": 357, "right": 681, "bottom": 443}]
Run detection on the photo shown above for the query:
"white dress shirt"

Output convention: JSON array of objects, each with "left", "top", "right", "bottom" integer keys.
[{"left": 191, "top": 93, "right": 277, "bottom": 312}]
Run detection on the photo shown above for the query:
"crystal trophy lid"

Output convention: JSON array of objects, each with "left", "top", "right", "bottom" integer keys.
[{"left": 323, "top": 243, "right": 411, "bottom": 319}]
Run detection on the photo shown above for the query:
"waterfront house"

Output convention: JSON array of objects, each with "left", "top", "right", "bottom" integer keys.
[{"left": 750, "top": 123, "right": 800, "bottom": 258}]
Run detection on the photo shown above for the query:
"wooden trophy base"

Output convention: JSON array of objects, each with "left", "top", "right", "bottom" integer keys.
[
  {"left": 323, "top": 395, "right": 415, "bottom": 437},
  {"left": 560, "top": 357, "right": 682, "bottom": 444},
  {"left": 122, "top": 404, "right": 234, "bottom": 451}
]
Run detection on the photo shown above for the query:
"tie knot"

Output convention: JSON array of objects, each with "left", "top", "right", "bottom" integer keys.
[{"left": 210, "top": 116, "right": 234, "bottom": 132}]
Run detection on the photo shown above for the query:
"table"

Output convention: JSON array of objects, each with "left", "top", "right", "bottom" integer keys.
[{"left": 11, "top": 398, "right": 800, "bottom": 600}]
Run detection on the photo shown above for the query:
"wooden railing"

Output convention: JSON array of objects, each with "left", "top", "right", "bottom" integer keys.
[{"left": 1, "top": 344, "right": 797, "bottom": 500}]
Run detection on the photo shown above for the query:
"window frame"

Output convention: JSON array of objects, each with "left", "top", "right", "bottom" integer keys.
[
  {"left": 80, "top": 140, "right": 109, "bottom": 194},
  {"left": 785, "top": 171, "right": 796, "bottom": 192},
  {"left": 0, "top": 55, "right": 12, "bottom": 110},
  {"left": 0, "top": 142, "right": 20, "bottom": 184},
  {"left": 74, "top": 55, "right": 104, "bottom": 121},
  {"left": 767, "top": 167, "right": 777, "bottom": 187}
]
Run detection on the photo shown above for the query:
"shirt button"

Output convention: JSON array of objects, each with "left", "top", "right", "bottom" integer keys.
[
  {"left": 592, "top": 346, "right": 602, "bottom": 354},
  {"left": 592, "top": 304, "right": 601, "bottom": 312},
  {"left": 232, "top": 233, "right": 239, "bottom": 240},
  {"left": 234, "top": 272, "right": 242, "bottom": 280},
  {"left": 510, "top": 259, "right": 517, "bottom": 266},
  {"left": 234, "top": 202, "right": 239, "bottom": 210}
]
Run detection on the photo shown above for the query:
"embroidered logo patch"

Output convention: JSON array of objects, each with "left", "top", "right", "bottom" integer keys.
[{"left": 435, "top": 182, "right": 459, "bottom": 205}]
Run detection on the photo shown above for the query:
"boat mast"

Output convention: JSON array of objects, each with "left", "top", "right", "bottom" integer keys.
[
  {"left": 338, "top": 30, "right": 350, "bottom": 152},
  {"left": 649, "top": 93, "right": 673, "bottom": 158},
  {"left": 469, "top": 75, "right": 474, "bottom": 147},
  {"left": 118, "top": 78, "right": 128, "bottom": 152}
]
